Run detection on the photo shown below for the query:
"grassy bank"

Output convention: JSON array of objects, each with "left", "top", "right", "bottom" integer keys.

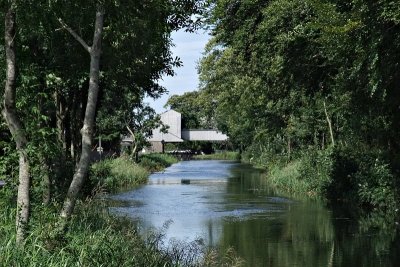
[
  {"left": 1, "top": 153, "right": 243, "bottom": 266},
  {"left": 0, "top": 199, "right": 242, "bottom": 266},
  {"left": 140, "top": 153, "right": 179, "bottom": 172},
  {"left": 90, "top": 153, "right": 178, "bottom": 192},
  {"left": 193, "top": 151, "right": 241, "bottom": 161},
  {"left": 0, "top": 201, "right": 172, "bottom": 266},
  {"left": 244, "top": 145, "right": 399, "bottom": 212}
]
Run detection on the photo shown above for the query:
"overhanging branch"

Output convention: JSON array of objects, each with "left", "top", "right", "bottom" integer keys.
[{"left": 58, "top": 18, "right": 91, "bottom": 53}]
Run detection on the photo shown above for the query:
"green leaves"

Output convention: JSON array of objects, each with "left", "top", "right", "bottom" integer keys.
[{"left": 197, "top": 0, "right": 400, "bottom": 209}]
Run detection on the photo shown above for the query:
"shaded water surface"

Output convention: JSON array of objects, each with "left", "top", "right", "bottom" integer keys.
[{"left": 110, "top": 160, "right": 400, "bottom": 267}]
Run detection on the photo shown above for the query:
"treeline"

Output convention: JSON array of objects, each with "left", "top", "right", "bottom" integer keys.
[
  {"left": 0, "top": 0, "right": 203, "bottom": 245},
  {"left": 191, "top": 0, "right": 400, "bottom": 211}
]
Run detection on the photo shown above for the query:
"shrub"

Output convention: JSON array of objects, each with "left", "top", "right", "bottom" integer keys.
[
  {"left": 296, "top": 146, "right": 398, "bottom": 210},
  {"left": 355, "top": 158, "right": 397, "bottom": 210},
  {"left": 298, "top": 147, "right": 334, "bottom": 196}
]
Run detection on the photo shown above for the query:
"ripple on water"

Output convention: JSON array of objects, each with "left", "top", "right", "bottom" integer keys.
[{"left": 266, "top": 196, "right": 295, "bottom": 204}]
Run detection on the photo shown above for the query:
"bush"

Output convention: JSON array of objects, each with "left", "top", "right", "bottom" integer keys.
[
  {"left": 355, "top": 158, "right": 397, "bottom": 210},
  {"left": 298, "top": 147, "right": 334, "bottom": 196}
]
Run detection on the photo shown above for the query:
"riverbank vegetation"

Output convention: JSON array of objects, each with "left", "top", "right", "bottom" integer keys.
[
  {"left": 89, "top": 154, "right": 178, "bottom": 192},
  {"left": 194, "top": 151, "right": 241, "bottom": 161},
  {"left": 165, "top": 0, "right": 400, "bottom": 214},
  {"left": 0, "top": 195, "right": 243, "bottom": 266},
  {"left": 0, "top": 0, "right": 210, "bottom": 258},
  {"left": 1, "top": 152, "right": 243, "bottom": 266},
  {"left": 140, "top": 153, "right": 180, "bottom": 172}
]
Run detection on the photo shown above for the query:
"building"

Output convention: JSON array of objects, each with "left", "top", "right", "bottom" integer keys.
[{"left": 146, "top": 109, "right": 228, "bottom": 152}]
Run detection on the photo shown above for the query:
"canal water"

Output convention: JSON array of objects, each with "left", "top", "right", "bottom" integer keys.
[{"left": 110, "top": 160, "right": 400, "bottom": 267}]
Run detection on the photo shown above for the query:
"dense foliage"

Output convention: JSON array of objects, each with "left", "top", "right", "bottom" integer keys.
[
  {"left": 195, "top": 0, "right": 400, "bottom": 211},
  {"left": 0, "top": 0, "right": 205, "bottom": 248}
]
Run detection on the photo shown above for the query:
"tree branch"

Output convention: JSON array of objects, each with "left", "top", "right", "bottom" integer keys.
[
  {"left": 323, "top": 100, "right": 335, "bottom": 147},
  {"left": 58, "top": 18, "right": 91, "bottom": 53},
  {"left": 126, "top": 125, "right": 136, "bottom": 142}
]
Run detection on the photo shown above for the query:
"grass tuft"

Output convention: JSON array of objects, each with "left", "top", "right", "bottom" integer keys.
[{"left": 90, "top": 156, "right": 149, "bottom": 193}]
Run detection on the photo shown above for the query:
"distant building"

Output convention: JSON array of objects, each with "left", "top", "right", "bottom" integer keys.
[
  {"left": 123, "top": 109, "right": 228, "bottom": 153},
  {"left": 148, "top": 109, "right": 184, "bottom": 143}
]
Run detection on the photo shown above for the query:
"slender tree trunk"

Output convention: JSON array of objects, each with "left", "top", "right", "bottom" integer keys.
[
  {"left": 55, "top": 90, "right": 67, "bottom": 155},
  {"left": 323, "top": 101, "right": 335, "bottom": 147},
  {"left": 41, "top": 157, "right": 51, "bottom": 205},
  {"left": 2, "top": 5, "right": 31, "bottom": 245},
  {"left": 70, "top": 88, "right": 82, "bottom": 162},
  {"left": 126, "top": 125, "right": 138, "bottom": 162},
  {"left": 58, "top": 6, "right": 104, "bottom": 232},
  {"left": 38, "top": 91, "right": 51, "bottom": 205}
]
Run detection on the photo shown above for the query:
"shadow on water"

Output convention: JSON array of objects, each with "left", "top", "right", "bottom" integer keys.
[{"left": 109, "top": 160, "right": 400, "bottom": 267}]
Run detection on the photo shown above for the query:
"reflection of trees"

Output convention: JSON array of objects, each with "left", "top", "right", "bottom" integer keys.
[
  {"left": 330, "top": 208, "right": 400, "bottom": 267},
  {"left": 221, "top": 165, "right": 335, "bottom": 266},
  {"left": 219, "top": 164, "right": 400, "bottom": 267},
  {"left": 219, "top": 201, "right": 334, "bottom": 267}
]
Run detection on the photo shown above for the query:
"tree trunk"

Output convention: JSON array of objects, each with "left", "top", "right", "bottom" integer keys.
[
  {"left": 70, "top": 87, "right": 82, "bottom": 162},
  {"left": 41, "top": 157, "right": 51, "bottom": 205},
  {"left": 55, "top": 90, "right": 67, "bottom": 155},
  {"left": 58, "top": 6, "right": 104, "bottom": 232},
  {"left": 126, "top": 125, "right": 138, "bottom": 162},
  {"left": 1, "top": 5, "right": 31, "bottom": 245},
  {"left": 323, "top": 101, "right": 335, "bottom": 147}
]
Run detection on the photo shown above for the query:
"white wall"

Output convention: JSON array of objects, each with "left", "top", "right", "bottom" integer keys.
[
  {"left": 148, "top": 110, "right": 183, "bottom": 142},
  {"left": 181, "top": 130, "right": 228, "bottom": 141}
]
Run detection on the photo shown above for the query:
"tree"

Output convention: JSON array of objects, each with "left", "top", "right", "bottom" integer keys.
[
  {"left": 198, "top": 0, "right": 400, "bottom": 208},
  {"left": 54, "top": 0, "right": 205, "bottom": 232},
  {"left": 0, "top": 0, "right": 206, "bottom": 240},
  {"left": 126, "top": 101, "right": 166, "bottom": 162},
  {"left": 56, "top": 4, "right": 104, "bottom": 233},
  {"left": 1, "top": 1, "right": 31, "bottom": 245}
]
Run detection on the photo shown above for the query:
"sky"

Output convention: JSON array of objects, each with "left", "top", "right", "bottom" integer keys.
[{"left": 144, "top": 29, "right": 210, "bottom": 113}]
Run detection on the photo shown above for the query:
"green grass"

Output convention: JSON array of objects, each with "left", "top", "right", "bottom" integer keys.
[
  {"left": 90, "top": 153, "right": 178, "bottom": 193},
  {"left": 0, "top": 203, "right": 169, "bottom": 266},
  {"left": 193, "top": 151, "right": 241, "bottom": 161},
  {"left": 267, "top": 159, "right": 311, "bottom": 196},
  {"left": 90, "top": 156, "right": 149, "bottom": 192},
  {"left": 139, "top": 153, "right": 179, "bottom": 172}
]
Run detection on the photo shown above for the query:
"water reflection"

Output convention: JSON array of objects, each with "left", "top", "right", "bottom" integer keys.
[{"left": 110, "top": 160, "right": 400, "bottom": 267}]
